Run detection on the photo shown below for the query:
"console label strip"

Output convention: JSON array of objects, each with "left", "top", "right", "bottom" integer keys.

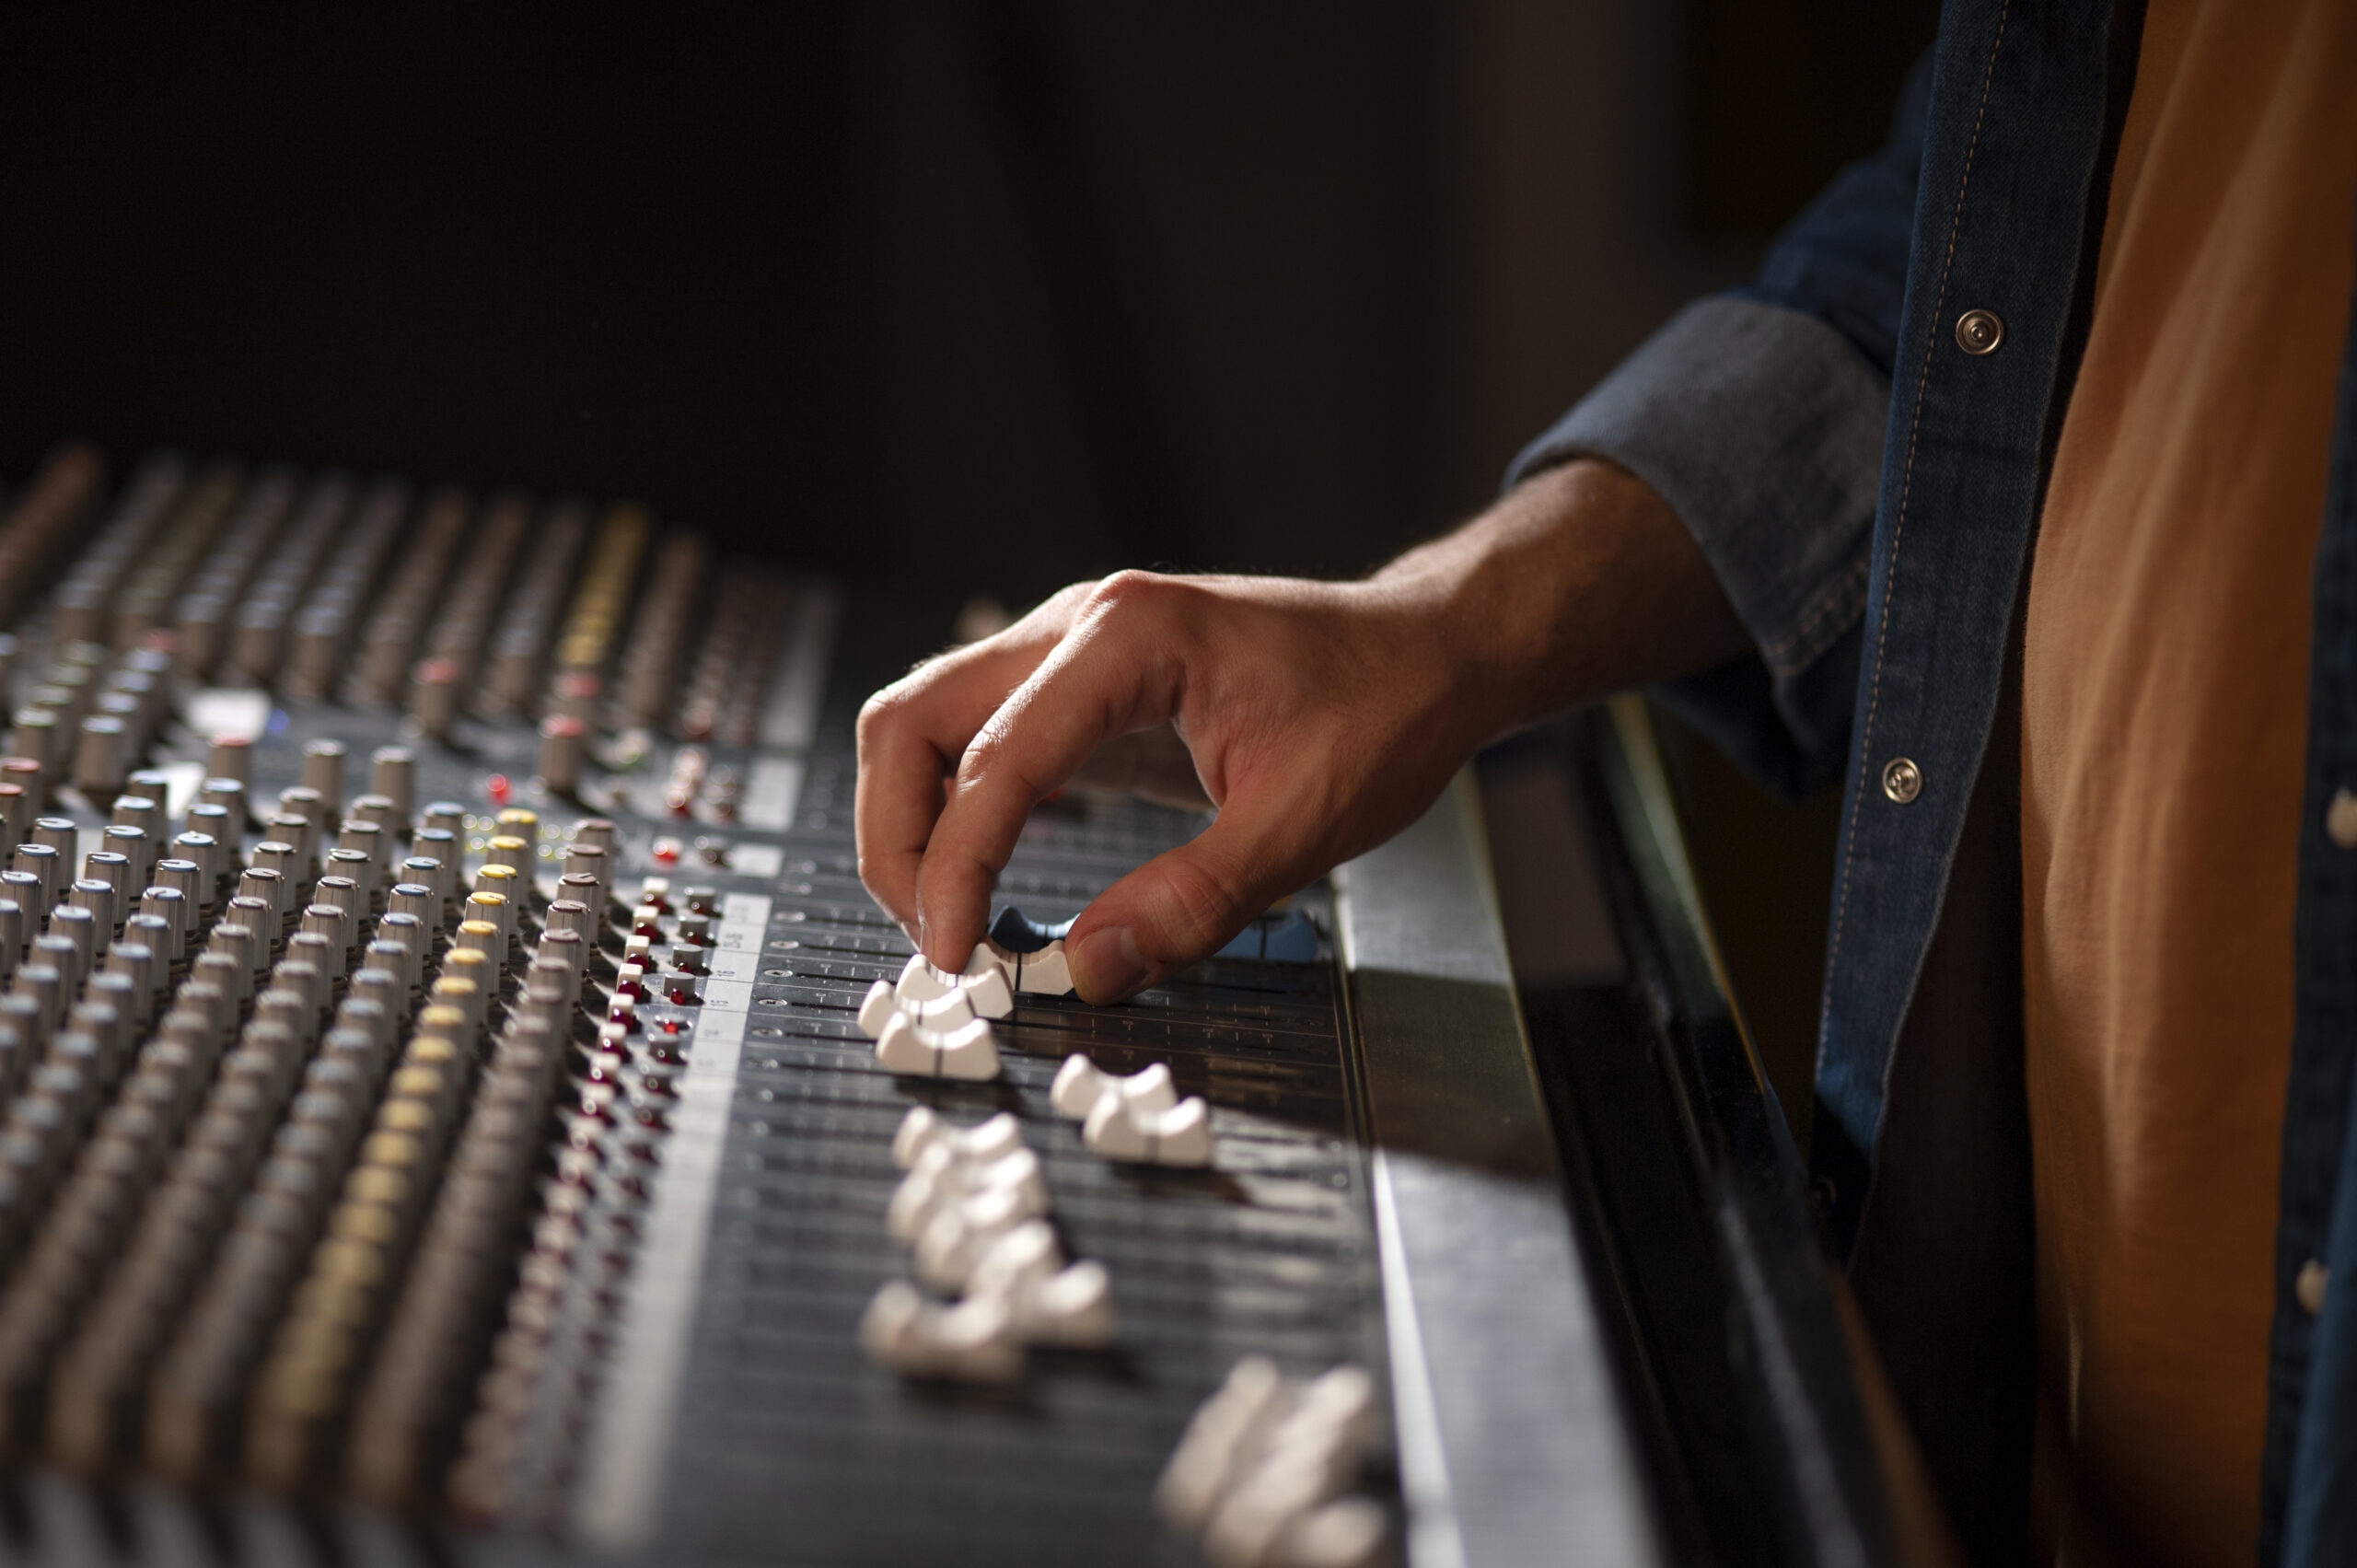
[{"left": 575, "top": 892, "right": 772, "bottom": 1548}]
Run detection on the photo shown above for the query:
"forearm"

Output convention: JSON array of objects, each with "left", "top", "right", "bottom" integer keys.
[{"left": 1360, "top": 456, "right": 1749, "bottom": 744}]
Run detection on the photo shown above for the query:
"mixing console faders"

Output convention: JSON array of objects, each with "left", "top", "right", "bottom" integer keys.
[{"left": 0, "top": 446, "right": 1402, "bottom": 1568}]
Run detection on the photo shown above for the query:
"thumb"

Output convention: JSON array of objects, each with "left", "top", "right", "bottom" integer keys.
[{"left": 1062, "top": 803, "right": 1308, "bottom": 1004}]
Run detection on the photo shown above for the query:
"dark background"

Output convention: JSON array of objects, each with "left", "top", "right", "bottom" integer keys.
[{"left": 0, "top": 0, "right": 1935, "bottom": 1123}]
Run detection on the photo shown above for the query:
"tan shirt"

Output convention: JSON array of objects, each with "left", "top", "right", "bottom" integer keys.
[{"left": 2019, "top": 0, "right": 2357, "bottom": 1562}]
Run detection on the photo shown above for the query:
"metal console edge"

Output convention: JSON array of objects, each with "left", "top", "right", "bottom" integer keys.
[{"left": 1333, "top": 770, "right": 1666, "bottom": 1568}]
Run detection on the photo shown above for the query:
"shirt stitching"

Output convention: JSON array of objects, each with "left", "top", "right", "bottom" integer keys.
[{"left": 1820, "top": 2, "right": 2014, "bottom": 1080}]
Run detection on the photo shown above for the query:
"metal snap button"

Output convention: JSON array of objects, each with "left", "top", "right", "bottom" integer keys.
[
  {"left": 2299, "top": 1259, "right": 2329, "bottom": 1316},
  {"left": 1955, "top": 309, "right": 2004, "bottom": 355},
  {"left": 2328, "top": 788, "right": 2357, "bottom": 850},
  {"left": 1881, "top": 757, "right": 1922, "bottom": 805}
]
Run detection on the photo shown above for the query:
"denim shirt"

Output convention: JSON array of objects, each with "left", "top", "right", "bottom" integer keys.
[{"left": 1508, "top": 1, "right": 2357, "bottom": 1561}]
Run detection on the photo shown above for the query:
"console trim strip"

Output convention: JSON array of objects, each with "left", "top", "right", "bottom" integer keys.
[{"left": 1334, "top": 770, "right": 1666, "bottom": 1568}]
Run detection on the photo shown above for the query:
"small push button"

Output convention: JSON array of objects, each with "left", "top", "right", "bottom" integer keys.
[{"left": 1882, "top": 757, "right": 1923, "bottom": 805}]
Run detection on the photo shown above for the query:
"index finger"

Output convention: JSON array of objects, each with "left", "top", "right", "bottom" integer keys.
[
  {"left": 854, "top": 635, "right": 1061, "bottom": 935},
  {"left": 914, "top": 577, "right": 1185, "bottom": 968}
]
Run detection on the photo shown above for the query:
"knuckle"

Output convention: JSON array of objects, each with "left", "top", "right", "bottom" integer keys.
[
  {"left": 1153, "top": 854, "right": 1248, "bottom": 958},
  {"left": 855, "top": 688, "right": 900, "bottom": 744},
  {"left": 1085, "top": 567, "right": 1176, "bottom": 620}
]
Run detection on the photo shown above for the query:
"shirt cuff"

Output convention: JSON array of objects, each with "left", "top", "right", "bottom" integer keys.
[{"left": 1506, "top": 294, "right": 1890, "bottom": 792}]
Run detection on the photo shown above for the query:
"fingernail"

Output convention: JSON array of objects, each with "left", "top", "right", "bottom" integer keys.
[{"left": 1072, "top": 926, "right": 1149, "bottom": 1004}]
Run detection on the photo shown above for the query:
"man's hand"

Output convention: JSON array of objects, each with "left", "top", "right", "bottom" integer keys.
[{"left": 855, "top": 459, "right": 1747, "bottom": 1003}]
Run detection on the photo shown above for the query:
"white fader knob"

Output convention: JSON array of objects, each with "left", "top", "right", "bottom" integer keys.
[
  {"left": 856, "top": 979, "right": 900, "bottom": 1039},
  {"left": 894, "top": 945, "right": 1021, "bottom": 1016},
  {"left": 1201, "top": 1366, "right": 1386, "bottom": 1568},
  {"left": 912, "top": 1181, "right": 1047, "bottom": 1293},
  {"left": 1157, "top": 1356, "right": 1288, "bottom": 1531},
  {"left": 891, "top": 1106, "right": 1025, "bottom": 1170},
  {"left": 894, "top": 952, "right": 956, "bottom": 1005},
  {"left": 1051, "top": 1055, "right": 1179, "bottom": 1121},
  {"left": 1083, "top": 1093, "right": 1214, "bottom": 1167},
  {"left": 858, "top": 1282, "right": 1022, "bottom": 1384},
  {"left": 887, "top": 1144, "right": 1049, "bottom": 1245},
  {"left": 874, "top": 1013, "right": 1000, "bottom": 1082},
  {"left": 1007, "top": 940, "right": 1073, "bottom": 997},
  {"left": 959, "top": 947, "right": 1015, "bottom": 1017},
  {"left": 965, "top": 1222, "right": 1118, "bottom": 1349},
  {"left": 909, "top": 987, "right": 976, "bottom": 1033}
]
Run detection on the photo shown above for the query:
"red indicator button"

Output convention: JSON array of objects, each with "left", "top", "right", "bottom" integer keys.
[{"left": 485, "top": 773, "right": 513, "bottom": 806}]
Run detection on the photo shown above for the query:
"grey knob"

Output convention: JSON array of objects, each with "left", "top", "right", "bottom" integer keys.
[
  {"left": 387, "top": 882, "right": 437, "bottom": 929},
  {"left": 0, "top": 783, "right": 28, "bottom": 856},
  {"left": 284, "top": 928, "right": 342, "bottom": 990},
  {"left": 368, "top": 748, "right": 415, "bottom": 826},
  {"left": 136, "top": 888, "right": 188, "bottom": 958},
  {"left": 224, "top": 896, "right": 274, "bottom": 972},
  {"left": 236, "top": 866, "right": 285, "bottom": 929},
  {"left": 191, "top": 947, "right": 248, "bottom": 1014},
  {"left": 555, "top": 872, "right": 605, "bottom": 923},
  {"left": 298, "top": 907, "right": 352, "bottom": 977},
  {"left": 422, "top": 802, "right": 467, "bottom": 839},
  {"left": 182, "top": 801, "right": 234, "bottom": 860},
  {"left": 252, "top": 842, "right": 301, "bottom": 889},
  {"left": 99, "top": 825, "right": 149, "bottom": 891},
  {"left": 536, "top": 924, "right": 587, "bottom": 990},
  {"left": 43, "top": 913, "right": 94, "bottom": 991},
  {"left": 336, "top": 821, "right": 385, "bottom": 884},
  {"left": 543, "top": 898, "right": 597, "bottom": 947},
  {"left": 301, "top": 739, "right": 345, "bottom": 819},
  {"left": 313, "top": 876, "right": 362, "bottom": 923},
  {"left": 110, "top": 795, "right": 162, "bottom": 838},
  {"left": 203, "top": 925, "right": 257, "bottom": 1001},
  {"left": 72, "top": 715, "right": 126, "bottom": 795},
  {"left": 205, "top": 735, "right": 253, "bottom": 789},
  {"left": 347, "top": 970, "right": 403, "bottom": 1021},
  {"left": 560, "top": 841, "right": 609, "bottom": 891},
  {"left": 11, "top": 964, "right": 62, "bottom": 1037},
  {"left": 67, "top": 878, "right": 116, "bottom": 941},
  {"left": 85, "top": 847, "right": 131, "bottom": 897},
  {"left": 0, "top": 760, "right": 41, "bottom": 817},
  {"left": 10, "top": 845, "right": 58, "bottom": 912},
  {"left": 408, "top": 658, "right": 460, "bottom": 740},
  {"left": 366, "top": 938, "right": 418, "bottom": 1000},
  {"left": 539, "top": 714, "right": 586, "bottom": 796},
  {"left": 408, "top": 831, "right": 458, "bottom": 911},
  {"left": 8, "top": 709, "right": 59, "bottom": 772},
  {"left": 199, "top": 776, "right": 249, "bottom": 828},
  {"left": 276, "top": 957, "right": 331, "bottom": 1025},
  {"left": 171, "top": 831, "right": 220, "bottom": 903},
  {"left": 326, "top": 847, "right": 375, "bottom": 908},
  {"left": 373, "top": 910, "right": 425, "bottom": 970},
  {"left": 346, "top": 796, "right": 401, "bottom": 868},
  {"left": 103, "top": 940, "right": 157, "bottom": 1024},
  {"left": 153, "top": 854, "right": 203, "bottom": 908},
  {"left": 267, "top": 813, "right": 315, "bottom": 877}
]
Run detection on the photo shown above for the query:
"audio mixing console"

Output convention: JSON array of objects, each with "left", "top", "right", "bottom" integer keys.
[
  {"left": 0, "top": 447, "right": 1450, "bottom": 1568},
  {"left": 0, "top": 441, "right": 1935, "bottom": 1568}
]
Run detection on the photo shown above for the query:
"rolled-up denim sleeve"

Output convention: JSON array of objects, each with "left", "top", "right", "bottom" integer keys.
[{"left": 1506, "top": 52, "right": 1930, "bottom": 796}]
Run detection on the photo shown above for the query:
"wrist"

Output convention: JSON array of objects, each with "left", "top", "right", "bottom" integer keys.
[{"left": 1359, "top": 458, "right": 1742, "bottom": 745}]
